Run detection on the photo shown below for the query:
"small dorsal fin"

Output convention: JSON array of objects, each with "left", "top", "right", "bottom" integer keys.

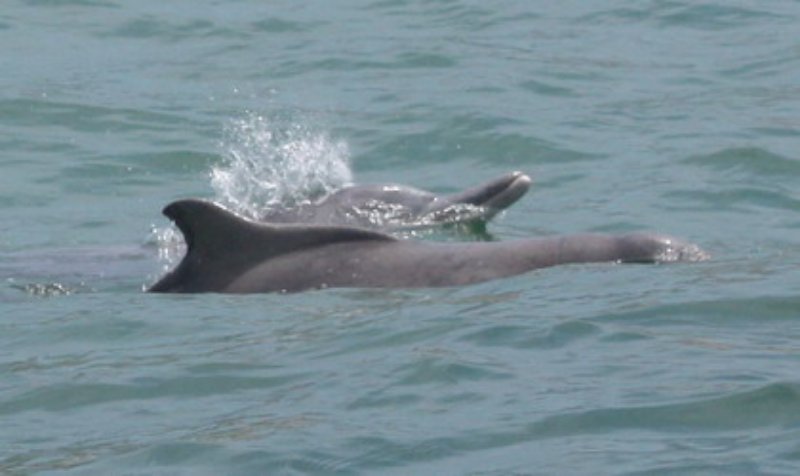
[{"left": 149, "top": 199, "right": 397, "bottom": 292}]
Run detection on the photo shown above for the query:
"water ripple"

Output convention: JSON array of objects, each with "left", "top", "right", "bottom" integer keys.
[
  {"left": 0, "top": 373, "right": 303, "bottom": 415},
  {"left": 335, "top": 383, "right": 800, "bottom": 472},
  {"left": 684, "top": 147, "right": 800, "bottom": 177}
]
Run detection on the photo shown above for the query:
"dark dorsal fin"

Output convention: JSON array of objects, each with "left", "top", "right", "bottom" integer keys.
[{"left": 149, "top": 199, "right": 397, "bottom": 292}]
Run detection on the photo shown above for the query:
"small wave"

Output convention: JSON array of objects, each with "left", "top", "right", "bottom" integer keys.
[
  {"left": 528, "top": 382, "right": 800, "bottom": 436},
  {"left": 327, "top": 383, "right": 800, "bottom": 471},
  {"left": 210, "top": 112, "right": 352, "bottom": 219},
  {"left": 684, "top": 147, "right": 800, "bottom": 177}
]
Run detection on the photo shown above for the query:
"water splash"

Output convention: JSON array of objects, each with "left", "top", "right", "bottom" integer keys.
[
  {"left": 346, "top": 200, "right": 489, "bottom": 231},
  {"left": 145, "top": 223, "right": 186, "bottom": 283},
  {"left": 656, "top": 240, "right": 711, "bottom": 263},
  {"left": 146, "top": 224, "right": 184, "bottom": 262},
  {"left": 9, "top": 280, "right": 81, "bottom": 297},
  {"left": 210, "top": 112, "right": 352, "bottom": 219}
]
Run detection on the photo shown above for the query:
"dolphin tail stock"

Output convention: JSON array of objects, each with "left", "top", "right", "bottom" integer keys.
[{"left": 148, "top": 199, "right": 398, "bottom": 293}]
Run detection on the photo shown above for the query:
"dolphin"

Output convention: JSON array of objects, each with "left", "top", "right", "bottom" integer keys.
[
  {"left": 258, "top": 171, "right": 532, "bottom": 229},
  {"left": 148, "top": 199, "right": 707, "bottom": 294}
]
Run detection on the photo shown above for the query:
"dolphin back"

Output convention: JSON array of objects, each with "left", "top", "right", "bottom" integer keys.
[{"left": 148, "top": 199, "right": 397, "bottom": 293}]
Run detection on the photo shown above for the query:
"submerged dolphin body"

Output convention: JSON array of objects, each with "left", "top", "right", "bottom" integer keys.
[
  {"left": 149, "top": 199, "right": 706, "bottom": 294},
  {"left": 259, "top": 171, "right": 532, "bottom": 229}
]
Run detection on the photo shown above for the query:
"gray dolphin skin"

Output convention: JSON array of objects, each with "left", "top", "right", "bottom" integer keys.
[
  {"left": 259, "top": 171, "right": 532, "bottom": 229},
  {"left": 149, "top": 199, "right": 706, "bottom": 294}
]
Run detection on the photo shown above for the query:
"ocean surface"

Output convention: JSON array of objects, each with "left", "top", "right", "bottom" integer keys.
[{"left": 2, "top": 0, "right": 800, "bottom": 474}]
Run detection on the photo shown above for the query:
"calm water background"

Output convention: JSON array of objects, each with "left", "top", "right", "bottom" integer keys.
[{"left": 2, "top": 1, "right": 800, "bottom": 474}]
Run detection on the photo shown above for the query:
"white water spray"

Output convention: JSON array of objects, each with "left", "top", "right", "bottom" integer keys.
[{"left": 210, "top": 113, "right": 353, "bottom": 219}]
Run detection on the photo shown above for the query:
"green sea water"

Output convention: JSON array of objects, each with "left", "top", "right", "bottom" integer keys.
[{"left": 2, "top": 1, "right": 800, "bottom": 474}]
